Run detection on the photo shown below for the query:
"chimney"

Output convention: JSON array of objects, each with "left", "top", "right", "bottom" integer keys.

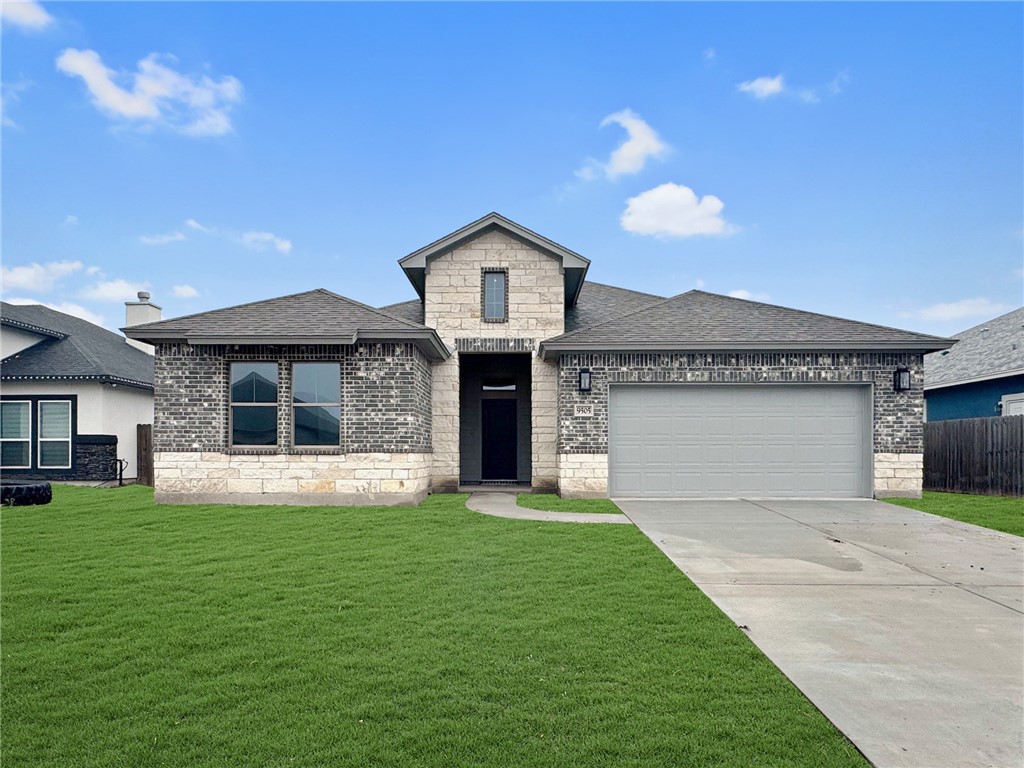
[
  {"left": 125, "top": 291, "right": 162, "bottom": 327},
  {"left": 124, "top": 291, "right": 162, "bottom": 355}
]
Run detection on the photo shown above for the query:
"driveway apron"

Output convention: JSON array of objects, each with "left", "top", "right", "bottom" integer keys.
[{"left": 617, "top": 498, "right": 1024, "bottom": 768}]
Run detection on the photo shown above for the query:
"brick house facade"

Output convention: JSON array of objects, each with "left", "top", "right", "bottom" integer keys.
[{"left": 125, "top": 213, "right": 952, "bottom": 505}]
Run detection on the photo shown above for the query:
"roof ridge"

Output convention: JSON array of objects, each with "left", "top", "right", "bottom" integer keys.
[
  {"left": 127, "top": 288, "right": 328, "bottom": 330},
  {"left": 582, "top": 281, "right": 665, "bottom": 300},
  {"left": 313, "top": 288, "right": 426, "bottom": 329},
  {"left": 950, "top": 305, "right": 1024, "bottom": 337},
  {"left": 703, "top": 290, "right": 951, "bottom": 342},
  {"left": 554, "top": 290, "right": 694, "bottom": 340}
]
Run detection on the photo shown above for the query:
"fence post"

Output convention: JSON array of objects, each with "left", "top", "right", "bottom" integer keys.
[{"left": 136, "top": 423, "right": 154, "bottom": 487}]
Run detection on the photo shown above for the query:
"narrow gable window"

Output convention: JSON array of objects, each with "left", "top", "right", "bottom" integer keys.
[
  {"left": 482, "top": 269, "right": 507, "bottom": 322},
  {"left": 230, "top": 362, "right": 278, "bottom": 446},
  {"left": 293, "top": 363, "right": 341, "bottom": 447}
]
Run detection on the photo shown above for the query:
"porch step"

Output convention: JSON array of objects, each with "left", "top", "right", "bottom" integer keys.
[{"left": 458, "top": 483, "right": 533, "bottom": 494}]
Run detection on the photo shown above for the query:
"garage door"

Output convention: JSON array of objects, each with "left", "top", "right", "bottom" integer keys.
[{"left": 609, "top": 385, "right": 871, "bottom": 498}]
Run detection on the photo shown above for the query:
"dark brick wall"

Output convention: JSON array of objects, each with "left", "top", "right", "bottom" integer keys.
[
  {"left": 153, "top": 343, "right": 432, "bottom": 453},
  {"left": 558, "top": 352, "right": 925, "bottom": 454}
]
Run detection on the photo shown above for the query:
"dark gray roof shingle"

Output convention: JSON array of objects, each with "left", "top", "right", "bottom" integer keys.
[
  {"left": 541, "top": 290, "right": 953, "bottom": 355},
  {"left": 378, "top": 298, "right": 424, "bottom": 324},
  {"left": 1, "top": 302, "right": 154, "bottom": 388},
  {"left": 564, "top": 281, "right": 665, "bottom": 332},
  {"left": 924, "top": 306, "right": 1024, "bottom": 389}
]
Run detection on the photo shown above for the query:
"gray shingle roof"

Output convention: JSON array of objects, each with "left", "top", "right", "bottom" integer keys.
[
  {"left": 540, "top": 290, "right": 954, "bottom": 358},
  {"left": 924, "top": 306, "right": 1024, "bottom": 389},
  {"left": 379, "top": 298, "right": 424, "bottom": 324},
  {"left": 123, "top": 289, "right": 450, "bottom": 360},
  {"left": 1, "top": 302, "right": 154, "bottom": 388}
]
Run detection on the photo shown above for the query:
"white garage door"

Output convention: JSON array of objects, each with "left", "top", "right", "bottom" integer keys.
[{"left": 609, "top": 385, "right": 872, "bottom": 498}]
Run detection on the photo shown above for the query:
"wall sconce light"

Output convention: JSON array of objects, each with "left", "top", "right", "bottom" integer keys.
[
  {"left": 893, "top": 366, "right": 911, "bottom": 392},
  {"left": 578, "top": 368, "right": 592, "bottom": 392}
]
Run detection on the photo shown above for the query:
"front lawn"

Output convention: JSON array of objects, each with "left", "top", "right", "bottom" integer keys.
[
  {"left": 516, "top": 493, "right": 622, "bottom": 515},
  {"left": 2, "top": 486, "right": 866, "bottom": 767},
  {"left": 885, "top": 491, "right": 1024, "bottom": 537}
]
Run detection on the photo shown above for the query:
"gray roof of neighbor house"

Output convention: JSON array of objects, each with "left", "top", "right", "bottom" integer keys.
[
  {"left": 539, "top": 290, "right": 955, "bottom": 359},
  {"left": 924, "top": 306, "right": 1024, "bottom": 390},
  {"left": 378, "top": 281, "right": 664, "bottom": 330},
  {"left": 1, "top": 301, "right": 154, "bottom": 389},
  {"left": 122, "top": 288, "right": 451, "bottom": 361}
]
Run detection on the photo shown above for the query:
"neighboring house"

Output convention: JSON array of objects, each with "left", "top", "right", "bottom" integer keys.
[
  {"left": 123, "top": 213, "right": 953, "bottom": 505},
  {"left": 924, "top": 307, "right": 1024, "bottom": 421},
  {"left": 1, "top": 296, "right": 158, "bottom": 482}
]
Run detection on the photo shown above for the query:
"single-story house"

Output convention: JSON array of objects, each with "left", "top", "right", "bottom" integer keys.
[
  {"left": 123, "top": 213, "right": 953, "bottom": 505},
  {"left": 924, "top": 306, "right": 1024, "bottom": 420},
  {"left": 1, "top": 296, "right": 158, "bottom": 482}
]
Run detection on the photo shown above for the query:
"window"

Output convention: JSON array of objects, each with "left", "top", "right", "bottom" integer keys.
[
  {"left": 0, "top": 401, "right": 31, "bottom": 468},
  {"left": 230, "top": 362, "right": 278, "bottom": 446},
  {"left": 293, "top": 363, "right": 341, "bottom": 446},
  {"left": 483, "top": 270, "right": 507, "bottom": 322},
  {"left": 38, "top": 401, "right": 71, "bottom": 468}
]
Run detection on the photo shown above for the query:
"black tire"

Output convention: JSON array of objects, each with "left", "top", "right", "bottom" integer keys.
[{"left": 1, "top": 482, "right": 52, "bottom": 506}]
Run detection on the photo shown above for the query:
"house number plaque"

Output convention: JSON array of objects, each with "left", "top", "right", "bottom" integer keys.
[{"left": 574, "top": 404, "right": 593, "bottom": 417}]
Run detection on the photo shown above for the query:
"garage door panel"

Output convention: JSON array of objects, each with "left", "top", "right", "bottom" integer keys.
[{"left": 609, "top": 385, "right": 870, "bottom": 498}]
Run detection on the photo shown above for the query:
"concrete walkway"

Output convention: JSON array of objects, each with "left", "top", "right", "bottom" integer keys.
[
  {"left": 467, "top": 492, "right": 631, "bottom": 524},
  {"left": 618, "top": 498, "right": 1024, "bottom": 768}
]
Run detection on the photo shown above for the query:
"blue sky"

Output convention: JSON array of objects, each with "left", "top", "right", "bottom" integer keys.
[{"left": 2, "top": 1, "right": 1022, "bottom": 337}]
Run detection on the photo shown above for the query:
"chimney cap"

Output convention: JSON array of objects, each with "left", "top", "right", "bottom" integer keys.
[{"left": 137, "top": 291, "right": 151, "bottom": 303}]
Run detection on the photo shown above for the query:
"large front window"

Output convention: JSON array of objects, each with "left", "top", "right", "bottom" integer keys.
[
  {"left": 0, "top": 401, "right": 31, "bottom": 468},
  {"left": 38, "top": 401, "right": 71, "bottom": 468},
  {"left": 230, "top": 362, "right": 278, "bottom": 446},
  {"left": 293, "top": 363, "right": 341, "bottom": 446}
]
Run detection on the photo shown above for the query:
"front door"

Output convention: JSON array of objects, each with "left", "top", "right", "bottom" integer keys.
[{"left": 481, "top": 399, "right": 517, "bottom": 480}]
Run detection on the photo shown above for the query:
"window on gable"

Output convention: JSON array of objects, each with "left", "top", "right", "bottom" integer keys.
[
  {"left": 483, "top": 270, "right": 507, "bottom": 322},
  {"left": 293, "top": 363, "right": 341, "bottom": 446},
  {"left": 0, "top": 401, "right": 31, "bottom": 468},
  {"left": 230, "top": 362, "right": 278, "bottom": 446}
]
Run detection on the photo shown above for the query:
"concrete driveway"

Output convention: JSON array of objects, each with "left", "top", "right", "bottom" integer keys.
[{"left": 616, "top": 498, "right": 1024, "bottom": 768}]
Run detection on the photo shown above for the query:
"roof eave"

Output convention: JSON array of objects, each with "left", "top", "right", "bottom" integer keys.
[
  {"left": 539, "top": 339, "right": 956, "bottom": 361},
  {"left": 924, "top": 367, "right": 1024, "bottom": 391},
  {"left": 0, "top": 373, "right": 154, "bottom": 390},
  {"left": 0, "top": 317, "right": 66, "bottom": 339}
]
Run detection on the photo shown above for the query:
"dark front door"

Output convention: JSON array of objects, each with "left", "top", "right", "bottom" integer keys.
[{"left": 481, "top": 399, "right": 517, "bottom": 480}]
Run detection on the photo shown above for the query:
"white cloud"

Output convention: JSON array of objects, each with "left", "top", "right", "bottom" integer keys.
[
  {"left": 79, "top": 278, "right": 150, "bottom": 303},
  {"left": 85, "top": 265, "right": 102, "bottom": 275},
  {"left": 172, "top": 284, "right": 199, "bottom": 298},
  {"left": 577, "top": 109, "right": 669, "bottom": 181},
  {"left": 56, "top": 49, "right": 243, "bottom": 137},
  {"left": 1, "top": 79, "right": 32, "bottom": 128},
  {"left": 242, "top": 230, "right": 292, "bottom": 254},
  {"left": 1, "top": 259, "right": 82, "bottom": 292},
  {"left": 139, "top": 231, "right": 186, "bottom": 245},
  {"left": 5, "top": 298, "right": 105, "bottom": 326},
  {"left": 1, "top": 1, "right": 54, "bottom": 31},
  {"left": 737, "top": 75, "right": 785, "bottom": 100},
  {"left": 797, "top": 89, "right": 819, "bottom": 104},
  {"left": 621, "top": 183, "right": 734, "bottom": 238},
  {"left": 63, "top": 214, "right": 78, "bottom": 226},
  {"left": 728, "top": 289, "right": 770, "bottom": 301},
  {"left": 908, "top": 297, "right": 1011, "bottom": 322},
  {"left": 703, "top": 47, "right": 716, "bottom": 62},
  {"left": 828, "top": 69, "right": 850, "bottom": 95},
  {"left": 184, "top": 218, "right": 208, "bottom": 232}
]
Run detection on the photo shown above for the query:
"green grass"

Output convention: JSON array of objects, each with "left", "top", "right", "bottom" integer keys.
[
  {"left": 516, "top": 493, "right": 623, "bottom": 515},
  {"left": 2, "top": 486, "right": 867, "bottom": 767},
  {"left": 884, "top": 491, "right": 1024, "bottom": 537}
]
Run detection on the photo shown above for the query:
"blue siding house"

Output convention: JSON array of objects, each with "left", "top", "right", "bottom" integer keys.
[{"left": 924, "top": 307, "right": 1024, "bottom": 421}]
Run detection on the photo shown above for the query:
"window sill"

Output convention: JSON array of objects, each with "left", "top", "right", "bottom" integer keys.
[{"left": 482, "top": 318, "right": 508, "bottom": 324}]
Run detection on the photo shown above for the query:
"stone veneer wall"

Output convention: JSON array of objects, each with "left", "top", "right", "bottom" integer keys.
[
  {"left": 424, "top": 229, "right": 564, "bottom": 491},
  {"left": 151, "top": 342, "right": 432, "bottom": 504},
  {"left": 557, "top": 352, "right": 925, "bottom": 499}
]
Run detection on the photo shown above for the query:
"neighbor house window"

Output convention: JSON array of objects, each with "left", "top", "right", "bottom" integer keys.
[
  {"left": 293, "top": 363, "right": 341, "bottom": 446},
  {"left": 482, "top": 269, "right": 507, "bottom": 322},
  {"left": 230, "top": 362, "right": 278, "bottom": 446},
  {"left": 38, "top": 400, "right": 71, "bottom": 468},
  {"left": 0, "top": 401, "right": 31, "bottom": 469}
]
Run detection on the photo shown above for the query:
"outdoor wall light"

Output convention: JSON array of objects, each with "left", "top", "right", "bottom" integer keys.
[
  {"left": 578, "top": 368, "right": 592, "bottom": 392},
  {"left": 893, "top": 366, "right": 911, "bottom": 392}
]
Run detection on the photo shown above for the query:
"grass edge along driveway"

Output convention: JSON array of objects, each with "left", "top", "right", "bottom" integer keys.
[
  {"left": 885, "top": 491, "right": 1024, "bottom": 537},
  {"left": 2, "top": 485, "right": 868, "bottom": 767}
]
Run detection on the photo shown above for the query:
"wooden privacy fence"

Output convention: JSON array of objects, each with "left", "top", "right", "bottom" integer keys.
[
  {"left": 137, "top": 423, "right": 154, "bottom": 487},
  {"left": 924, "top": 415, "right": 1023, "bottom": 497}
]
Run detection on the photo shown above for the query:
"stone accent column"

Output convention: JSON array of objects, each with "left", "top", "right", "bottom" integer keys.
[
  {"left": 873, "top": 453, "right": 924, "bottom": 498},
  {"left": 531, "top": 355, "right": 558, "bottom": 490},
  {"left": 430, "top": 355, "right": 460, "bottom": 492}
]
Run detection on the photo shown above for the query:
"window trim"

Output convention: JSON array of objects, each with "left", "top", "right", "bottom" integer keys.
[
  {"left": 481, "top": 267, "right": 509, "bottom": 323},
  {"left": 37, "top": 399, "right": 72, "bottom": 469},
  {"left": 291, "top": 362, "right": 342, "bottom": 448},
  {"left": 229, "top": 361, "right": 280, "bottom": 447},
  {"left": 0, "top": 400, "right": 32, "bottom": 469}
]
